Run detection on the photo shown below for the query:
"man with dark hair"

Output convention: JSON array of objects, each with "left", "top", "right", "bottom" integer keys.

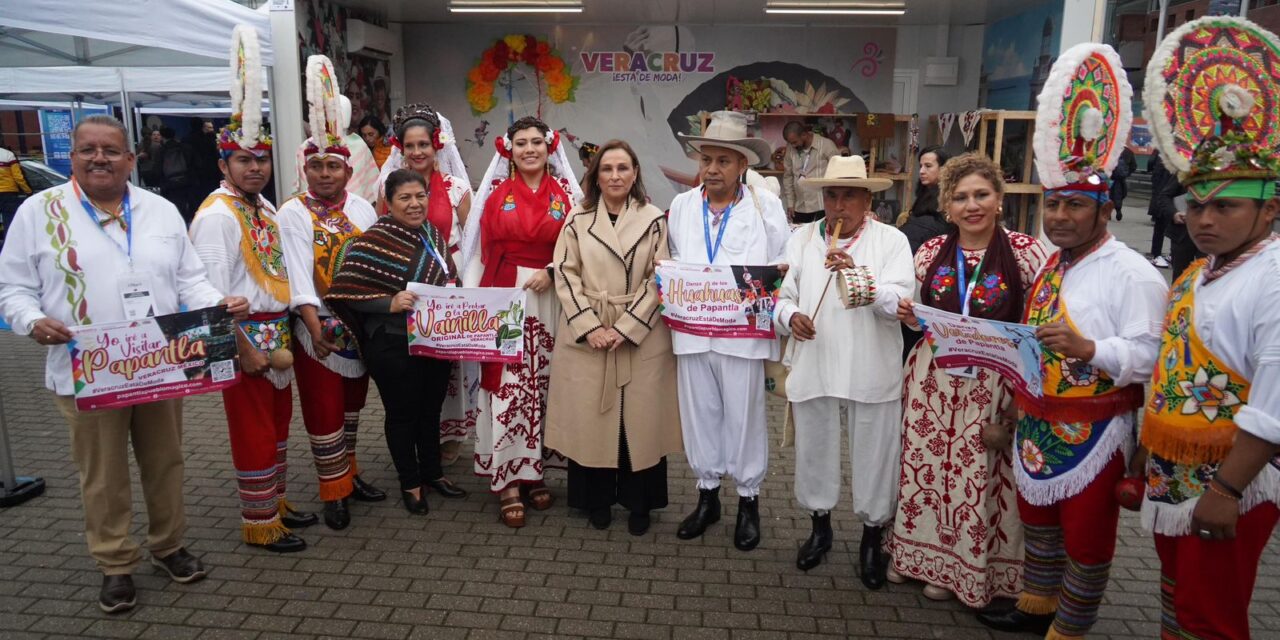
[
  {"left": 158, "top": 126, "right": 195, "bottom": 221},
  {"left": 0, "top": 114, "right": 248, "bottom": 613},
  {"left": 782, "top": 120, "right": 838, "bottom": 224}
]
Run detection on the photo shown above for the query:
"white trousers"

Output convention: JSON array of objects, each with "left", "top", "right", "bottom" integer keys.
[
  {"left": 676, "top": 352, "right": 768, "bottom": 498},
  {"left": 793, "top": 396, "right": 902, "bottom": 525}
]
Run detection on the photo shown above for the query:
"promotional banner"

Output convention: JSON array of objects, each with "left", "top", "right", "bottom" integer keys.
[
  {"left": 914, "top": 304, "right": 1044, "bottom": 398},
  {"left": 404, "top": 24, "right": 896, "bottom": 207},
  {"left": 406, "top": 283, "right": 527, "bottom": 363},
  {"left": 67, "top": 306, "right": 240, "bottom": 411},
  {"left": 656, "top": 261, "right": 783, "bottom": 339},
  {"left": 37, "top": 106, "right": 111, "bottom": 176}
]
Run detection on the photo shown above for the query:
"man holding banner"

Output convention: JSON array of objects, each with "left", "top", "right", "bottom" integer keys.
[
  {"left": 668, "top": 111, "right": 790, "bottom": 551},
  {"left": 773, "top": 156, "right": 913, "bottom": 587},
  {"left": 0, "top": 115, "right": 248, "bottom": 614},
  {"left": 978, "top": 44, "right": 1168, "bottom": 639}
]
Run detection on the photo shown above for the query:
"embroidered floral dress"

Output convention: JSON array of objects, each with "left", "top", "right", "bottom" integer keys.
[{"left": 890, "top": 231, "right": 1046, "bottom": 607}]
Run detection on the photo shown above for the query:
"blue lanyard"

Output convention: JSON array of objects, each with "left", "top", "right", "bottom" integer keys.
[
  {"left": 955, "top": 244, "right": 986, "bottom": 317},
  {"left": 701, "top": 187, "right": 739, "bottom": 263},
  {"left": 75, "top": 180, "right": 133, "bottom": 264},
  {"left": 418, "top": 229, "right": 449, "bottom": 277}
]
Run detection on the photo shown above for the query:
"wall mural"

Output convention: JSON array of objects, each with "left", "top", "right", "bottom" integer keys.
[
  {"left": 404, "top": 24, "right": 896, "bottom": 207},
  {"left": 297, "top": 0, "right": 392, "bottom": 129},
  {"left": 979, "top": 0, "right": 1065, "bottom": 111}
]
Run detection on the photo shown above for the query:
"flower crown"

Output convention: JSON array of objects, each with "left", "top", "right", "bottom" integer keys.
[
  {"left": 393, "top": 103, "right": 447, "bottom": 150},
  {"left": 494, "top": 127, "right": 559, "bottom": 159}
]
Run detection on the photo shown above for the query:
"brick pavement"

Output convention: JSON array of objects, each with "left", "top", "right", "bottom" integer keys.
[{"left": 2, "top": 208, "right": 1279, "bottom": 639}]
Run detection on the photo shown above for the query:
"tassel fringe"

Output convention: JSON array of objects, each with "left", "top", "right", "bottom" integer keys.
[
  {"left": 1143, "top": 465, "right": 1280, "bottom": 536},
  {"left": 1016, "top": 385, "right": 1145, "bottom": 424},
  {"left": 1140, "top": 414, "right": 1236, "bottom": 466},
  {"left": 293, "top": 318, "right": 367, "bottom": 378},
  {"left": 1016, "top": 418, "right": 1134, "bottom": 506},
  {"left": 241, "top": 519, "right": 290, "bottom": 545},
  {"left": 1017, "top": 592, "right": 1059, "bottom": 615}
]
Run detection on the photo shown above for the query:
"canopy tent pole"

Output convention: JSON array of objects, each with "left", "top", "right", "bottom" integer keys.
[{"left": 118, "top": 69, "right": 140, "bottom": 185}]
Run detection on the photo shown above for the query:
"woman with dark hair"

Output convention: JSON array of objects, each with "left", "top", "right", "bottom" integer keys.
[
  {"left": 357, "top": 115, "right": 391, "bottom": 169},
  {"left": 897, "top": 146, "right": 953, "bottom": 360},
  {"left": 890, "top": 153, "right": 1047, "bottom": 606},
  {"left": 544, "top": 140, "right": 682, "bottom": 534},
  {"left": 460, "top": 116, "right": 584, "bottom": 528},
  {"left": 325, "top": 169, "right": 460, "bottom": 515},
  {"left": 377, "top": 104, "right": 478, "bottom": 469}
]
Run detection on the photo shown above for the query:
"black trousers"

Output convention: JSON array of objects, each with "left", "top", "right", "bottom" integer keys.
[
  {"left": 567, "top": 424, "right": 668, "bottom": 514},
  {"left": 1151, "top": 215, "right": 1169, "bottom": 257},
  {"left": 362, "top": 327, "right": 451, "bottom": 491}
]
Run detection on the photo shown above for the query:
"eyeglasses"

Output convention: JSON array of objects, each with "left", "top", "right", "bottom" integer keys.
[{"left": 74, "top": 147, "right": 126, "bottom": 161}]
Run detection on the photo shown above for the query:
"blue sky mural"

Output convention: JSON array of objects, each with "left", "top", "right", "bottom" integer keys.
[{"left": 981, "top": 0, "right": 1065, "bottom": 110}]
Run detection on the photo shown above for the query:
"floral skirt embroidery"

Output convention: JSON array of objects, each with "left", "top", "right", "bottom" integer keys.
[{"left": 889, "top": 341, "right": 1024, "bottom": 608}]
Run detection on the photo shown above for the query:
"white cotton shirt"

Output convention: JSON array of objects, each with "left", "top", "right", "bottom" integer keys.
[
  {"left": 666, "top": 184, "right": 791, "bottom": 360},
  {"left": 0, "top": 182, "right": 224, "bottom": 394},
  {"left": 189, "top": 187, "right": 288, "bottom": 313},
  {"left": 277, "top": 192, "right": 378, "bottom": 316},
  {"left": 1188, "top": 241, "right": 1280, "bottom": 445},
  {"left": 775, "top": 219, "right": 914, "bottom": 403}
]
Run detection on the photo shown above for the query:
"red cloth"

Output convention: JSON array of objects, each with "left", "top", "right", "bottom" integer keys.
[
  {"left": 293, "top": 344, "right": 368, "bottom": 440},
  {"left": 223, "top": 375, "right": 292, "bottom": 472},
  {"left": 1155, "top": 503, "right": 1280, "bottom": 640},
  {"left": 426, "top": 170, "right": 454, "bottom": 245},
  {"left": 1017, "top": 452, "right": 1126, "bottom": 565},
  {"left": 478, "top": 174, "right": 569, "bottom": 392}
]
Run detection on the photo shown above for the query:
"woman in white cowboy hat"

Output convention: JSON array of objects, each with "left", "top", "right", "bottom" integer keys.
[
  {"left": 772, "top": 154, "right": 913, "bottom": 588},
  {"left": 667, "top": 110, "right": 791, "bottom": 552}
]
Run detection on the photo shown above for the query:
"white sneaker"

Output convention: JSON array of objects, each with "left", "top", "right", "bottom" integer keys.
[{"left": 1151, "top": 256, "right": 1171, "bottom": 268}]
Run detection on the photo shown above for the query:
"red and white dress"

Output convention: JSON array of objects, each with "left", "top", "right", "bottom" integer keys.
[{"left": 889, "top": 231, "right": 1046, "bottom": 607}]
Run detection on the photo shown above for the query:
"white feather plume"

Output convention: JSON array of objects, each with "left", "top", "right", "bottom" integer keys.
[
  {"left": 230, "top": 25, "right": 264, "bottom": 146},
  {"left": 1034, "top": 42, "right": 1133, "bottom": 189},
  {"left": 1219, "top": 84, "right": 1256, "bottom": 121},
  {"left": 305, "top": 55, "right": 328, "bottom": 148},
  {"left": 1078, "top": 107, "right": 1103, "bottom": 142}
]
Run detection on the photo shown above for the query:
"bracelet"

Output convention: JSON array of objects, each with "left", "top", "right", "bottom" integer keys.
[
  {"left": 1207, "top": 481, "right": 1240, "bottom": 502},
  {"left": 1211, "top": 476, "right": 1245, "bottom": 499}
]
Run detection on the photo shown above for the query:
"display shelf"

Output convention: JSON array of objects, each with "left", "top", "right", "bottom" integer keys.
[{"left": 929, "top": 110, "right": 1043, "bottom": 235}]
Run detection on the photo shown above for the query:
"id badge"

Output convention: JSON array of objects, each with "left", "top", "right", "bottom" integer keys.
[
  {"left": 118, "top": 271, "right": 156, "bottom": 320},
  {"left": 947, "top": 366, "right": 979, "bottom": 379}
]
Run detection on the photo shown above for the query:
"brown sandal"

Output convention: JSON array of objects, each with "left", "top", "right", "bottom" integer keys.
[
  {"left": 499, "top": 495, "right": 525, "bottom": 528},
  {"left": 525, "top": 484, "right": 554, "bottom": 511}
]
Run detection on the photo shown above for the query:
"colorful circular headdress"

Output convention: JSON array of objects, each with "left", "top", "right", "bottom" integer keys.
[
  {"left": 219, "top": 25, "right": 271, "bottom": 157},
  {"left": 303, "top": 55, "right": 349, "bottom": 161},
  {"left": 1033, "top": 43, "right": 1133, "bottom": 198},
  {"left": 1144, "top": 15, "right": 1280, "bottom": 201}
]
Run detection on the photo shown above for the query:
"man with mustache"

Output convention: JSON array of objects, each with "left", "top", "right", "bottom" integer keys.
[
  {"left": 978, "top": 44, "right": 1168, "bottom": 639},
  {"left": 0, "top": 115, "right": 248, "bottom": 613},
  {"left": 189, "top": 26, "right": 314, "bottom": 554},
  {"left": 1135, "top": 15, "right": 1280, "bottom": 639}
]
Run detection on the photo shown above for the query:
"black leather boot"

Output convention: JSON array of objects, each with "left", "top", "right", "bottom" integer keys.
[
  {"left": 676, "top": 488, "right": 721, "bottom": 540},
  {"left": 796, "top": 511, "right": 833, "bottom": 570},
  {"left": 351, "top": 474, "right": 387, "bottom": 502},
  {"left": 734, "top": 497, "right": 761, "bottom": 551},
  {"left": 322, "top": 498, "right": 350, "bottom": 530},
  {"left": 976, "top": 607, "right": 1055, "bottom": 635},
  {"left": 858, "top": 524, "right": 888, "bottom": 590},
  {"left": 249, "top": 533, "right": 307, "bottom": 553}
]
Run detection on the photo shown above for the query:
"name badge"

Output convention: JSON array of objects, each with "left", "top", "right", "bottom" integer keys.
[{"left": 118, "top": 272, "right": 156, "bottom": 320}]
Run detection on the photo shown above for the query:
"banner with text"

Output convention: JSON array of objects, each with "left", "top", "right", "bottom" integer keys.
[
  {"left": 914, "top": 304, "right": 1044, "bottom": 398},
  {"left": 406, "top": 284, "right": 527, "bottom": 363},
  {"left": 67, "top": 307, "right": 240, "bottom": 411},
  {"left": 656, "top": 261, "right": 782, "bottom": 339}
]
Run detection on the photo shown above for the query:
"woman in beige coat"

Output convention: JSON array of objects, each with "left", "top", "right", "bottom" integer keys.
[{"left": 545, "top": 139, "right": 682, "bottom": 535}]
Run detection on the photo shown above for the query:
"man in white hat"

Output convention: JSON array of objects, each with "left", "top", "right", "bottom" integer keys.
[
  {"left": 774, "top": 155, "right": 913, "bottom": 587},
  {"left": 669, "top": 111, "right": 791, "bottom": 551}
]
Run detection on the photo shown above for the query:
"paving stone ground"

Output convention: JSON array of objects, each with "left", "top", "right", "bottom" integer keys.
[{"left": 1, "top": 207, "right": 1278, "bottom": 639}]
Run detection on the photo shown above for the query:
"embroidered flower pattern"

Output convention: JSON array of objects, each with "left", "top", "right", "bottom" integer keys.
[
  {"left": 1050, "top": 421, "right": 1092, "bottom": 445},
  {"left": 1146, "top": 456, "right": 1218, "bottom": 505},
  {"left": 242, "top": 317, "right": 290, "bottom": 352},
  {"left": 1019, "top": 439, "right": 1045, "bottom": 474},
  {"left": 930, "top": 265, "right": 957, "bottom": 297},
  {"left": 1156, "top": 361, "right": 1245, "bottom": 423},
  {"left": 1060, "top": 358, "right": 1100, "bottom": 387},
  {"left": 969, "top": 273, "right": 1009, "bottom": 314}
]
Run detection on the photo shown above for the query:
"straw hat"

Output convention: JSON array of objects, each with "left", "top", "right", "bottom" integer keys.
[
  {"left": 802, "top": 155, "right": 893, "bottom": 192},
  {"left": 678, "top": 111, "right": 773, "bottom": 167}
]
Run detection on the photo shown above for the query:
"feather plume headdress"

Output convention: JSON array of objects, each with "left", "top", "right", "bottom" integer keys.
[
  {"left": 218, "top": 25, "right": 271, "bottom": 157},
  {"left": 302, "top": 55, "right": 349, "bottom": 161}
]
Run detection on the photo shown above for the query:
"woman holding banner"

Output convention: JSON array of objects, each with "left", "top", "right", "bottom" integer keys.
[
  {"left": 459, "top": 116, "right": 584, "bottom": 528},
  {"left": 545, "top": 140, "right": 682, "bottom": 535},
  {"left": 890, "top": 153, "right": 1047, "bottom": 606},
  {"left": 325, "top": 169, "right": 464, "bottom": 516}
]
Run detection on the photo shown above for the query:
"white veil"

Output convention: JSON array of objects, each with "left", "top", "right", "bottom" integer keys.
[{"left": 458, "top": 127, "right": 584, "bottom": 283}]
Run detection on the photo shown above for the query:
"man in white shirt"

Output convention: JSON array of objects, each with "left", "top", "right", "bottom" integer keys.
[
  {"left": 0, "top": 115, "right": 248, "bottom": 614},
  {"left": 294, "top": 94, "right": 380, "bottom": 204},
  {"left": 277, "top": 109, "right": 385, "bottom": 531},
  {"left": 782, "top": 121, "right": 839, "bottom": 224},
  {"left": 670, "top": 111, "right": 790, "bottom": 551},
  {"left": 774, "top": 156, "right": 913, "bottom": 588}
]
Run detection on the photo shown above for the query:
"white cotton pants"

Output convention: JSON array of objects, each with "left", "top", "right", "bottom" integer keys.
[
  {"left": 676, "top": 352, "right": 768, "bottom": 498},
  {"left": 792, "top": 396, "right": 902, "bottom": 525}
]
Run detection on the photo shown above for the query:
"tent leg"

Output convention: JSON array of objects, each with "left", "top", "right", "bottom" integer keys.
[
  {"left": 0, "top": 382, "right": 45, "bottom": 509},
  {"left": 265, "top": 67, "right": 284, "bottom": 202}
]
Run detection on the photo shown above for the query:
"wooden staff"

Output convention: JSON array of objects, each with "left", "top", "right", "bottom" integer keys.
[
  {"left": 782, "top": 217, "right": 843, "bottom": 448},
  {"left": 812, "top": 217, "right": 844, "bottom": 319}
]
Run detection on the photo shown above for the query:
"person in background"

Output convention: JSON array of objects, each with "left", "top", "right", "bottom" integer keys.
[
  {"left": 0, "top": 115, "right": 249, "bottom": 614},
  {"left": 545, "top": 139, "right": 682, "bottom": 535},
  {"left": 357, "top": 115, "right": 392, "bottom": 169},
  {"left": 1148, "top": 149, "right": 1174, "bottom": 269},
  {"left": 158, "top": 127, "right": 195, "bottom": 222},
  {"left": 1108, "top": 146, "right": 1136, "bottom": 221},
  {"left": 135, "top": 130, "right": 164, "bottom": 189},
  {"left": 185, "top": 117, "right": 220, "bottom": 198},
  {"left": 0, "top": 143, "right": 32, "bottom": 233},
  {"left": 326, "top": 169, "right": 461, "bottom": 516},
  {"left": 896, "top": 146, "right": 952, "bottom": 360},
  {"left": 782, "top": 121, "right": 839, "bottom": 224}
]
